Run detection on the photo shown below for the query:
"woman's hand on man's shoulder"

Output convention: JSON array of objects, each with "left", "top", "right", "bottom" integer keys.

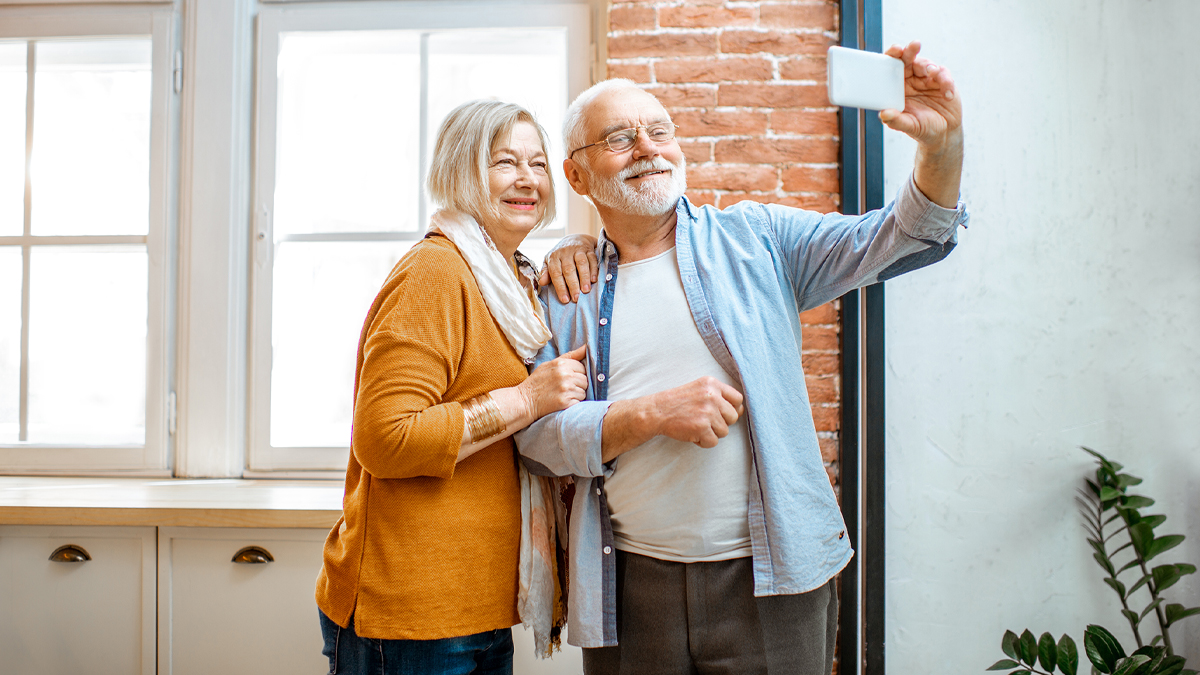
[{"left": 539, "top": 234, "right": 599, "bottom": 304}]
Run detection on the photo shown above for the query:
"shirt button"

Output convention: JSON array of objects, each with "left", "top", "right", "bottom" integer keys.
[
  {"left": 605, "top": 274, "right": 612, "bottom": 281},
  {"left": 603, "top": 546, "right": 612, "bottom": 555},
  {"left": 596, "top": 488, "right": 601, "bottom": 496},
  {"left": 599, "top": 318, "right": 608, "bottom": 326},
  {"left": 597, "top": 373, "right": 605, "bottom": 382}
]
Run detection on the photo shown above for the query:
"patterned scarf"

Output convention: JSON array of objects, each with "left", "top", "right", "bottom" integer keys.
[{"left": 428, "top": 209, "right": 564, "bottom": 656}]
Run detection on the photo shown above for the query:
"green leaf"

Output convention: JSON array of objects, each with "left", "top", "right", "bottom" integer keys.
[
  {"left": 1040, "top": 632, "right": 1059, "bottom": 672},
  {"left": 1112, "top": 655, "right": 1151, "bottom": 675},
  {"left": 1164, "top": 603, "right": 1200, "bottom": 627},
  {"left": 1145, "top": 652, "right": 1178, "bottom": 675},
  {"left": 1058, "top": 634, "right": 1079, "bottom": 675},
  {"left": 1095, "top": 552, "right": 1117, "bottom": 576},
  {"left": 1139, "top": 597, "right": 1163, "bottom": 621},
  {"left": 1130, "top": 522, "right": 1154, "bottom": 558},
  {"left": 1128, "top": 573, "right": 1153, "bottom": 596},
  {"left": 1117, "top": 559, "right": 1143, "bottom": 575},
  {"left": 1116, "top": 474, "right": 1143, "bottom": 488},
  {"left": 1141, "top": 515, "right": 1167, "bottom": 530},
  {"left": 1084, "top": 625, "right": 1126, "bottom": 673},
  {"left": 1100, "top": 486, "right": 1122, "bottom": 502},
  {"left": 1002, "top": 630, "right": 1021, "bottom": 659},
  {"left": 988, "top": 659, "right": 1022, "bottom": 671},
  {"left": 1175, "top": 563, "right": 1196, "bottom": 576},
  {"left": 1120, "top": 609, "right": 1140, "bottom": 627},
  {"left": 1121, "top": 496, "right": 1155, "bottom": 511},
  {"left": 1152, "top": 565, "right": 1183, "bottom": 592},
  {"left": 1155, "top": 656, "right": 1187, "bottom": 675},
  {"left": 1021, "top": 629, "right": 1039, "bottom": 666},
  {"left": 1105, "top": 577, "right": 1128, "bottom": 599},
  {"left": 1145, "top": 534, "right": 1184, "bottom": 562}
]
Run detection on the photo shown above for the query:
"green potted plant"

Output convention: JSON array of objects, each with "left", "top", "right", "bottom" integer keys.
[{"left": 987, "top": 448, "right": 1200, "bottom": 675}]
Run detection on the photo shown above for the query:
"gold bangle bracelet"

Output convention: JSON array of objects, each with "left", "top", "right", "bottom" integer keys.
[{"left": 463, "top": 392, "right": 506, "bottom": 444}]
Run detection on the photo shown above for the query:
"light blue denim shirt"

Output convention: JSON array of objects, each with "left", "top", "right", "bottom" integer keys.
[{"left": 515, "top": 174, "right": 969, "bottom": 648}]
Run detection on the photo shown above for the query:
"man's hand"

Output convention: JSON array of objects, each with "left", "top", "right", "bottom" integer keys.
[
  {"left": 539, "top": 234, "right": 600, "bottom": 304},
  {"left": 880, "top": 41, "right": 961, "bottom": 146},
  {"left": 601, "top": 376, "right": 744, "bottom": 461},
  {"left": 649, "top": 377, "right": 745, "bottom": 448},
  {"left": 880, "top": 41, "right": 964, "bottom": 209}
]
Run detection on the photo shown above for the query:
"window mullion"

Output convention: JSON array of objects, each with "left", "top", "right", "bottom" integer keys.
[
  {"left": 18, "top": 40, "right": 34, "bottom": 443},
  {"left": 417, "top": 31, "right": 429, "bottom": 230}
]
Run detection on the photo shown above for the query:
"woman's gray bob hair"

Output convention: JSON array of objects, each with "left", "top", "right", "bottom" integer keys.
[{"left": 427, "top": 100, "right": 556, "bottom": 229}]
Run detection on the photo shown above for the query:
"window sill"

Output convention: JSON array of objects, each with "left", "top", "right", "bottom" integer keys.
[{"left": 0, "top": 477, "right": 343, "bottom": 529}]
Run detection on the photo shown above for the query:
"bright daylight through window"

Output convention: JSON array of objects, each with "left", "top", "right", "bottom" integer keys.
[
  {"left": 252, "top": 15, "right": 583, "bottom": 471},
  {"left": 0, "top": 38, "right": 152, "bottom": 448}
]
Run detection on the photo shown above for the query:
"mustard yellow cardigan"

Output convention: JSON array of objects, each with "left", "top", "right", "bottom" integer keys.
[{"left": 316, "top": 234, "right": 526, "bottom": 640}]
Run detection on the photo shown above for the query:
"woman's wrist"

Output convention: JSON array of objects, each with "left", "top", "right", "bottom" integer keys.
[{"left": 461, "top": 393, "right": 507, "bottom": 443}]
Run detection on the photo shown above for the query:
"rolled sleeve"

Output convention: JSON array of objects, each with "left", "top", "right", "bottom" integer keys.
[
  {"left": 516, "top": 400, "right": 612, "bottom": 478},
  {"left": 894, "top": 173, "right": 970, "bottom": 244}
]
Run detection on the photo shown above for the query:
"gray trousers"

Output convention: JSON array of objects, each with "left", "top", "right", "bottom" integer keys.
[{"left": 582, "top": 551, "right": 838, "bottom": 675}]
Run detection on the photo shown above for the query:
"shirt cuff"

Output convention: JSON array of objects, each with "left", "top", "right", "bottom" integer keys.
[{"left": 894, "top": 173, "right": 970, "bottom": 244}]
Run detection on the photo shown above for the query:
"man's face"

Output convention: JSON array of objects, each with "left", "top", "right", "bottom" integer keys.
[{"left": 573, "top": 90, "right": 687, "bottom": 217}]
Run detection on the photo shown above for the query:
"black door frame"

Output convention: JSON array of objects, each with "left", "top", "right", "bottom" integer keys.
[{"left": 837, "top": 0, "right": 885, "bottom": 672}]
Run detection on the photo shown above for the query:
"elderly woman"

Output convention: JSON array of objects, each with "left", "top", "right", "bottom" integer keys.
[{"left": 316, "top": 100, "right": 592, "bottom": 675}]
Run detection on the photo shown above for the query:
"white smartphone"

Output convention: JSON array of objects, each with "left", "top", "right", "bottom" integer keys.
[{"left": 826, "top": 46, "right": 905, "bottom": 112}]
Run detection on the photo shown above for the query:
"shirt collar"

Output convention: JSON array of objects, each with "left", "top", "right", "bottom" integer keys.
[{"left": 597, "top": 196, "right": 695, "bottom": 262}]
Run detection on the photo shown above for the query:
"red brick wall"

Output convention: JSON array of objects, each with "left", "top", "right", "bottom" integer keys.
[{"left": 604, "top": 0, "right": 843, "bottom": 491}]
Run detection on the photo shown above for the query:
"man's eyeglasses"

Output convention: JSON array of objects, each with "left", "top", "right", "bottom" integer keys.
[{"left": 569, "top": 123, "right": 678, "bottom": 159}]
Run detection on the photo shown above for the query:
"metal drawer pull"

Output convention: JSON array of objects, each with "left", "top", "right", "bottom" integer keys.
[
  {"left": 231, "top": 546, "right": 274, "bottom": 564},
  {"left": 49, "top": 545, "right": 92, "bottom": 563}
]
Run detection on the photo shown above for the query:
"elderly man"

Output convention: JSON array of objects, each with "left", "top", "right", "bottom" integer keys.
[{"left": 517, "top": 41, "right": 967, "bottom": 674}]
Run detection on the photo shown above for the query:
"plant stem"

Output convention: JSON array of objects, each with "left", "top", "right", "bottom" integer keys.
[
  {"left": 1096, "top": 498, "right": 1144, "bottom": 648},
  {"left": 1115, "top": 515, "right": 1173, "bottom": 655},
  {"left": 1135, "top": 554, "right": 1174, "bottom": 655}
]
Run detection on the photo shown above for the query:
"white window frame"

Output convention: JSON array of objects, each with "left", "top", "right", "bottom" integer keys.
[
  {"left": 247, "top": 0, "right": 593, "bottom": 473},
  {"left": 0, "top": 5, "right": 176, "bottom": 475}
]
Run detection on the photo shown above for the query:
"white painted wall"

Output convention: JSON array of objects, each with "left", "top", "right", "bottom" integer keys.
[{"left": 881, "top": 0, "right": 1200, "bottom": 669}]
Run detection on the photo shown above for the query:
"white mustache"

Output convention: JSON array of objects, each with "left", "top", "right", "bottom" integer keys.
[{"left": 618, "top": 158, "right": 677, "bottom": 181}]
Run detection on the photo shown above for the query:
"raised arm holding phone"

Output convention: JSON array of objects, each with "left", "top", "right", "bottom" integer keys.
[{"left": 523, "top": 40, "right": 969, "bottom": 675}]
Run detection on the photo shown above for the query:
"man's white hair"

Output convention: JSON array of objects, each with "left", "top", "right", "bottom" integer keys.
[{"left": 563, "top": 78, "right": 662, "bottom": 166}]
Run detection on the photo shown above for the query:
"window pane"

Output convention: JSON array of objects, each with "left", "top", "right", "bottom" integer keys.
[
  {"left": 0, "top": 247, "right": 19, "bottom": 443},
  {"left": 271, "top": 240, "right": 415, "bottom": 447},
  {"left": 30, "top": 39, "right": 152, "bottom": 236},
  {"left": 0, "top": 42, "right": 26, "bottom": 238},
  {"left": 275, "top": 32, "right": 421, "bottom": 237},
  {"left": 27, "top": 245, "right": 146, "bottom": 445},
  {"left": 427, "top": 29, "right": 569, "bottom": 231}
]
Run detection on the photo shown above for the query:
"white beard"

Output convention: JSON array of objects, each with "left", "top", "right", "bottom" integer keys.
[{"left": 587, "top": 157, "right": 688, "bottom": 217}]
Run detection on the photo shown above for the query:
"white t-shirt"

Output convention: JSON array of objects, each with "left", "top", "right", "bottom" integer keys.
[{"left": 603, "top": 247, "right": 753, "bottom": 562}]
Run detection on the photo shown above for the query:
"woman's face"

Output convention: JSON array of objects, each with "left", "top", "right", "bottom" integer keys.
[{"left": 484, "top": 121, "right": 550, "bottom": 254}]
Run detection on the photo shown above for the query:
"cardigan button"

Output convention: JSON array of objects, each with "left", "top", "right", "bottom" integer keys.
[
  {"left": 596, "top": 488, "right": 602, "bottom": 496},
  {"left": 603, "top": 546, "right": 612, "bottom": 555},
  {"left": 599, "top": 318, "right": 608, "bottom": 326},
  {"left": 605, "top": 274, "right": 612, "bottom": 281},
  {"left": 597, "top": 373, "right": 605, "bottom": 382}
]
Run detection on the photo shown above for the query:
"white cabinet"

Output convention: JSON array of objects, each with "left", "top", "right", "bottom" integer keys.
[
  {"left": 157, "top": 527, "right": 329, "bottom": 675},
  {"left": 0, "top": 525, "right": 156, "bottom": 675},
  {"left": 0, "top": 522, "right": 584, "bottom": 675}
]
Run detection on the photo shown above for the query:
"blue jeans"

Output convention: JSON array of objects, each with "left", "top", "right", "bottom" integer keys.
[{"left": 319, "top": 611, "right": 513, "bottom": 675}]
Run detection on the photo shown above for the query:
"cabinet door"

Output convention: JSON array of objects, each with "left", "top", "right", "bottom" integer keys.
[
  {"left": 0, "top": 525, "right": 156, "bottom": 675},
  {"left": 158, "top": 526, "right": 329, "bottom": 675}
]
